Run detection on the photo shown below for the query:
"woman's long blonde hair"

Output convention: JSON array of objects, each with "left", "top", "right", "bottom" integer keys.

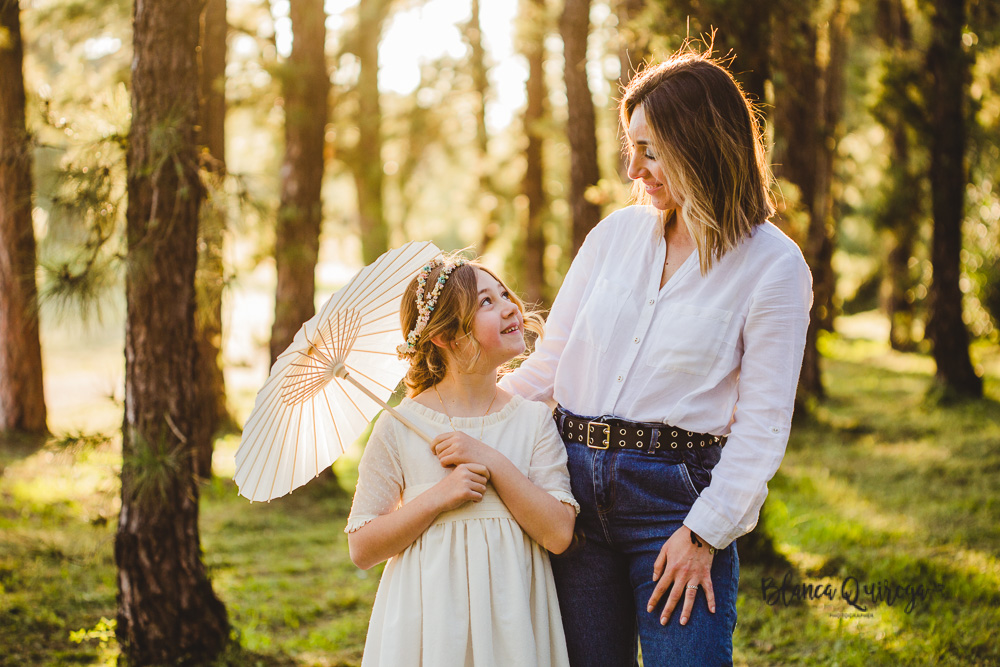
[
  {"left": 620, "top": 46, "right": 774, "bottom": 274},
  {"left": 399, "top": 256, "right": 544, "bottom": 397}
]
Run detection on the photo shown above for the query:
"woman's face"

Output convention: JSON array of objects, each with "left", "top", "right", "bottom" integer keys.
[{"left": 626, "top": 105, "right": 677, "bottom": 212}]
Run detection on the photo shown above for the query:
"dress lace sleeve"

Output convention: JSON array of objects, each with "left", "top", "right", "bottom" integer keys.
[
  {"left": 527, "top": 404, "right": 580, "bottom": 513},
  {"left": 345, "top": 413, "right": 405, "bottom": 533}
]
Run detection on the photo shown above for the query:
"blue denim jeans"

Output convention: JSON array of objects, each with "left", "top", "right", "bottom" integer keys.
[{"left": 551, "top": 427, "right": 738, "bottom": 667}]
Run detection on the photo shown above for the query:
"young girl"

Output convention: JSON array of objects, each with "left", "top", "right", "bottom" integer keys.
[{"left": 346, "top": 256, "right": 578, "bottom": 667}]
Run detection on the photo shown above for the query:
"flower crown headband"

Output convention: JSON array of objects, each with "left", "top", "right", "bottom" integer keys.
[{"left": 397, "top": 258, "right": 469, "bottom": 359}]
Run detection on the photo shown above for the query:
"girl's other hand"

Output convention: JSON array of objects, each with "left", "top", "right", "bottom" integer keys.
[
  {"left": 432, "top": 431, "right": 496, "bottom": 471},
  {"left": 646, "top": 525, "right": 717, "bottom": 626},
  {"left": 434, "top": 462, "right": 490, "bottom": 512}
]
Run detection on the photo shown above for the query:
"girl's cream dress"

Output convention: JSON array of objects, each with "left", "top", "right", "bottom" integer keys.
[{"left": 346, "top": 395, "right": 578, "bottom": 667}]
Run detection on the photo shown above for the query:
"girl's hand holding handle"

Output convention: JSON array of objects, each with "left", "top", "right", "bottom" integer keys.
[
  {"left": 433, "top": 462, "right": 491, "bottom": 512},
  {"left": 646, "top": 525, "right": 717, "bottom": 627},
  {"left": 432, "top": 431, "right": 497, "bottom": 471}
]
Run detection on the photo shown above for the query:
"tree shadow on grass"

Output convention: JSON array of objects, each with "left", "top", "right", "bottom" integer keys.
[
  {"left": 765, "top": 466, "right": 1000, "bottom": 665},
  {"left": 0, "top": 429, "right": 49, "bottom": 475}
]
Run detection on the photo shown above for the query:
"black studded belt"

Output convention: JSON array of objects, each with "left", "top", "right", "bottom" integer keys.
[{"left": 553, "top": 406, "right": 726, "bottom": 452}]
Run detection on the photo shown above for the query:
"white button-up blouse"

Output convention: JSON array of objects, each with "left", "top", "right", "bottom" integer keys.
[{"left": 499, "top": 205, "right": 813, "bottom": 549}]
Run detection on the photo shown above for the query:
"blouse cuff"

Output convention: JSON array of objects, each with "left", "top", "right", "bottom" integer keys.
[
  {"left": 548, "top": 490, "right": 581, "bottom": 514},
  {"left": 684, "top": 497, "right": 745, "bottom": 550},
  {"left": 344, "top": 516, "right": 377, "bottom": 534}
]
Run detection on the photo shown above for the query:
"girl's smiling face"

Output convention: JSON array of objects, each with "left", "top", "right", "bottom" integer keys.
[
  {"left": 458, "top": 268, "right": 524, "bottom": 369},
  {"left": 626, "top": 105, "right": 678, "bottom": 212}
]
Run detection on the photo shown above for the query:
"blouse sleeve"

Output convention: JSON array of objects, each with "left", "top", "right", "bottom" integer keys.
[
  {"left": 684, "top": 250, "right": 813, "bottom": 549},
  {"left": 499, "top": 219, "right": 601, "bottom": 402},
  {"left": 526, "top": 404, "right": 580, "bottom": 513},
  {"left": 344, "top": 413, "right": 405, "bottom": 533}
]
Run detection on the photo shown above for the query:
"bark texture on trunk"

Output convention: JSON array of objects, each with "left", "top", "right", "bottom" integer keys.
[
  {"left": 561, "top": 0, "right": 602, "bottom": 255},
  {"left": 193, "top": 0, "right": 228, "bottom": 477},
  {"left": 117, "top": 0, "right": 229, "bottom": 661},
  {"left": 520, "top": 0, "right": 547, "bottom": 306},
  {"left": 0, "top": 0, "right": 47, "bottom": 434},
  {"left": 875, "top": 0, "right": 920, "bottom": 352},
  {"left": 771, "top": 0, "right": 847, "bottom": 400},
  {"left": 466, "top": 0, "right": 501, "bottom": 253},
  {"left": 615, "top": 0, "right": 648, "bottom": 181},
  {"left": 925, "top": 0, "right": 981, "bottom": 397},
  {"left": 269, "top": 0, "right": 329, "bottom": 364},
  {"left": 353, "top": 0, "right": 389, "bottom": 265}
]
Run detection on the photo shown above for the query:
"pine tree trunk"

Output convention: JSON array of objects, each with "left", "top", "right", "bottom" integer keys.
[
  {"left": 771, "top": 0, "right": 848, "bottom": 400},
  {"left": 0, "top": 0, "right": 47, "bottom": 435},
  {"left": 117, "top": 0, "right": 229, "bottom": 662},
  {"left": 925, "top": 0, "right": 982, "bottom": 398},
  {"left": 615, "top": 0, "right": 647, "bottom": 181},
  {"left": 193, "top": 0, "right": 228, "bottom": 478},
  {"left": 561, "top": 0, "right": 601, "bottom": 255},
  {"left": 353, "top": 0, "right": 389, "bottom": 265},
  {"left": 466, "top": 0, "right": 501, "bottom": 253},
  {"left": 615, "top": 0, "right": 648, "bottom": 87},
  {"left": 679, "top": 0, "right": 771, "bottom": 107},
  {"left": 520, "top": 0, "right": 547, "bottom": 306},
  {"left": 876, "top": 0, "right": 920, "bottom": 352},
  {"left": 772, "top": 8, "right": 824, "bottom": 399},
  {"left": 269, "top": 0, "right": 329, "bottom": 364}
]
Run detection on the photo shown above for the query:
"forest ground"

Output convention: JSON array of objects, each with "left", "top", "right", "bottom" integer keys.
[{"left": 1, "top": 307, "right": 999, "bottom": 666}]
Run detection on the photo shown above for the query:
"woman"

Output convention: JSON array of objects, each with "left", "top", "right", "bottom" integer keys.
[{"left": 499, "top": 49, "right": 812, "bottom": 666}]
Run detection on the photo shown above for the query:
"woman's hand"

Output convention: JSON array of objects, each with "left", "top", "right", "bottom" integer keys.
[
  {"left": 433, "top": 463, "right": 491, "bottom": 512},
  {"left": 646, "top": 525, "right": 716, "bottom": 626},
  {"left": 432, "top": 431, "right": 497, "bottom": 471}
]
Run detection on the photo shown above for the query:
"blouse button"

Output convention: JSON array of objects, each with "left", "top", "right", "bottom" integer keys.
[
  {"left": 617, "top": 376, "right": 623, "bottom": 382},
  {"left": 634, "top": 337, "right": 639, "bottom": 343},
  {"left": 648, "top": 299, "right": 655, "bottom": 305}
]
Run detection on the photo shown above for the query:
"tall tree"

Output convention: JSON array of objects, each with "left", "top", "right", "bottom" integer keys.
[
  {"left": 193, "top": 0, "right": 229, "bottom": 478},
  {"left": 0, "top": 0, "right": 47, "bottom": 435},
  {"left": 519, "top": 0, "right": 548, "bottom": 305},
  {"left": 561, "top": 0, "right": 601, "bottom": 254},
  {"left": 771, "top": 0, "right": 849, "bottom": 399},
  {"left": 679, "top": 1, "right": 771, "bottom": 107},
  {"left": 116, "top": 0, "right": 229, "bottom": 661},
  {"left": 464, "top": 0, "right": 502, "bottom": 253},
  {"left": 874, "top": 0, "right": 922, "bottom": 351},
  {"left": 615, "top": 0, "right": 649, "bottom": 86},
  {"left": 925, "top": 0, "right": 982, "bottom": 397},
  {"left": 269, "top": 0, "right": 330, "bottom": 364},
  {"left": 349, "top": 0, "right": 391, "bottom": 265},
  {"left": 614, "top": 0, "right": 649, "bottom": 181}
]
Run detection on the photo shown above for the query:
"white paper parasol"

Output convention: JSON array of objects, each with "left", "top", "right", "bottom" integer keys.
[{"left": 235, "top": 241, "right": 440, "bottom": 502}]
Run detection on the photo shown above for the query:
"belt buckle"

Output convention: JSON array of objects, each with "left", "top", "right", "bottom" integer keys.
[{"left": 586, "top": 421, "right": 610, "bottom": 449}]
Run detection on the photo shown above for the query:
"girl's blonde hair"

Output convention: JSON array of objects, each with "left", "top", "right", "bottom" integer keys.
[
  {"left": 399, "top": 255, "right": 544, "bottom": 397},
  {"left": 620, "top": 46, "right": 774, "bottom": 274}
]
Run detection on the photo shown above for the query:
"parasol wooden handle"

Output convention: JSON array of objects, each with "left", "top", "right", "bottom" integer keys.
[{"left": 340, "top": 372, "right": 435, "bottom": 445}]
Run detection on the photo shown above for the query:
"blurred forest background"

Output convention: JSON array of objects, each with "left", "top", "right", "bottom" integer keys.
[{"left": 1, "top": 0, "right": 999, "bottom": 665}]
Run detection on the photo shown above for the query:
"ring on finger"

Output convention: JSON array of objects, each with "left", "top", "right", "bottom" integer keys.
[{"left": 686, "top": 584, "right": 699, "bottom": 591}]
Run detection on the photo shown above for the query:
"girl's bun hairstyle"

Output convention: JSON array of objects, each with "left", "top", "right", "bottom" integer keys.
[
  {"left": 399, "top": 254, "right": 543, "bottom": 397},
  {"left": 620, "top": 42, "right": 774, "bottom": 274}
]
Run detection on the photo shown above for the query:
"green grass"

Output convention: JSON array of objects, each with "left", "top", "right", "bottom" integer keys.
[
  {"left": 1, "top": 326, "right": 998, "bottom": 666},
  {"left": 733, "top": 332, "right": 1000, "bottom": 666}
]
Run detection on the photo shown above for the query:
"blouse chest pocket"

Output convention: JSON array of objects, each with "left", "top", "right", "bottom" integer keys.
[
  {"left": 575, "top": 276, "right": 633, "bottom": 353},
  {"left": 644, "top": 304, "right": 733, "bottom": 376}
]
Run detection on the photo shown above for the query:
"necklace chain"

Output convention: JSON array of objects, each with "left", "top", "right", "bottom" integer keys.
[{"left": 433, "top": 384, "right": 499, "bottom": 440}]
